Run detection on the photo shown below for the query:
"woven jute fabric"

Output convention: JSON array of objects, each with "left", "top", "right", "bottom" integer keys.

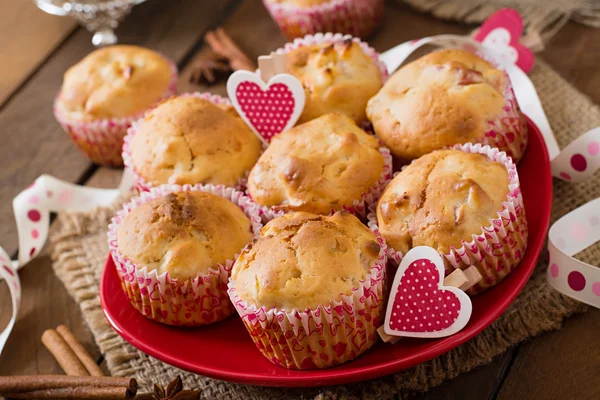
[
  {"left": 48, "top": 59, "right": 599, "bottom": 399},
  {"left": 401, "top": 0, "right": 600, "bottom": 41}
]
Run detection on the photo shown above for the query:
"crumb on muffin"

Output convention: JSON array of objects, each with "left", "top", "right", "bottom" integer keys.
[
  {"left": 377, "top": 149, "right": 509, "bottom": 254},
  {"left": 231, "top": 211, "right": 381, "bottom": 310},
  {"left": 247, "top": 113, "right": 384, "bottom": 215},
  {"left": 116, "top": 191, "right": 253, "bottom": 280}
]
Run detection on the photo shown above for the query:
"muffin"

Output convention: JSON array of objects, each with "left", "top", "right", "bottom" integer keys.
[
  {"left": 54, "top": 45, "right": 177, "bottom": 166},
  {"left": 372, "top": 144, "right": 528, "bottom": 293},
  {"left": 228, "top": 211, "right": 386, "bottom": 369},
  {"left": 283, "top": 35, "right": 385, "bottom": 123},
  {"left": 108, "top": 184, "right": 262, "bottom": 326},
  {"left": 367, "top": 49, "right": 528, "bottom": 163},
  {"left": 124, "top": 93, "right": 262, "bottom": 192},
  {"left": 246, "top": 113, "right": 391, "bottom": 219},
  {"left": 263, "top": 0, "right": 384, "bottom": 40}
]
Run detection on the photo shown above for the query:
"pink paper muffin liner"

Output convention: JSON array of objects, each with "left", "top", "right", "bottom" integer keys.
[
  {"left": 274, "top": 32, "right": 388, "bottom": 84},
  {"left": 256, "top": 144, "right": 393, "bottom": 222},
  {"left": 263, "top": 0, "right": 384, "bottom": 40},
  {"left": 368, "top": 143, "right": 528, "bottom": 295},
  {"left": 227, "top": 229, "right": 387, "bottom": 369},
  {"left": 480, "top": 69, "right": 528, "bottom": 163},
  {"left": 108, "top": 183, "right": 263, "bottom": 326},
  {"left": 54, "top": 59, "right": 178, "bottom": 167},
  {"left": 123, "top": 92, "right": 257, "bottom": 193}
]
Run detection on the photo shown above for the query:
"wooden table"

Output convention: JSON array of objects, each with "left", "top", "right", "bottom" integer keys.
[{"left": 0, "top": 1, "right": 599, "bottom": 399}]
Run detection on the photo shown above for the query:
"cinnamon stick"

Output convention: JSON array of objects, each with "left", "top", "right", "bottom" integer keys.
[
  {"left": 56, "top": 325, "right": 104, "bottom": 377},
  {"left": 0, "top": 376, "right": 133, "bottom": 392},
  {"left": 4, "top": 386, "right": 131, "bottom": 399},
  {"left": 205, "top": 28, "right": 255, "bottom": 71},
  {"left": 41, "top": 329, "right": 89, "bottom": 376}
]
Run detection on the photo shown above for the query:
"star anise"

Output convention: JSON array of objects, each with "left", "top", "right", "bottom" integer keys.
[
  {"left": 189, "top": 54, "right": 233, "bottom": 86},
  {"left": 135, "top": 376, "right": 201, "bottom": 400}
]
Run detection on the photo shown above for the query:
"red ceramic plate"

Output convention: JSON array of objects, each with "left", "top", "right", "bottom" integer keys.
[{"left": 100, "top": 117, "right": 551, "bottom": 387}]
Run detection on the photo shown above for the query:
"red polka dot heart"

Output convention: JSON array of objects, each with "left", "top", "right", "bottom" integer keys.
[
  {"left": 384, "top": 247, "right": 473, "bottom": 339},
  {"left": 227, "top": 70, "right": 305, "bottom": 144}
]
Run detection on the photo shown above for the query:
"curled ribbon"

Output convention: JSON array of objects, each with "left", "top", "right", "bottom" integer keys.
[{"left": 0, "top": 170, "right": 134, "bottom": 355}]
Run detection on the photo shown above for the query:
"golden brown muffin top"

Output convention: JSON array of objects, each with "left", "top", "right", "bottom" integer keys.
[
  {"left": 231, "top": 211, "right": 381, "bottom": 310},
  {"left": 247, "top": 113, "right": 384, "bottom": 214},
  {"left": 377, "top": 149, "right": 509, "bottom": 254},
  {"left": 56, "top": 45, "right": 173, "bottom": 121},
  {"left": 130, "top": 96, "right": 262, "bottom": 188},
  {"left": 285, "top": 39, "right": 383, "bottom": 123},
  {"left": 117, "top": 191, "right": 253, "bottom": 280},
  {"left": 367, "top": 49, "right": 508, "bottom": 160}
]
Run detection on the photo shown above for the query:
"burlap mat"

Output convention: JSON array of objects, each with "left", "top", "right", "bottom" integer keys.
[
  {"left": 402, "top": 0, "right": 600, "bottom": 41},
  {"left": 48, "top": 59, "right": 599, "bottom": 399}
]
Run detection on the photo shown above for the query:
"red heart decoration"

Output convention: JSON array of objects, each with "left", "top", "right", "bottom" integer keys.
[
  {"left": 384, "top": 247, "right": 472, "bottom": 338},
  {"left": 227, "top": 71, "right": 305, "bottom": 144},
  {"left": 236, "top": 82, "right": 294, "bottom": 141},
  {"left": 388, "top": 259, "right": 461, "bottom": 333},
  {"left": 473, "top": 9, "right": 534, "bottom": 73}
]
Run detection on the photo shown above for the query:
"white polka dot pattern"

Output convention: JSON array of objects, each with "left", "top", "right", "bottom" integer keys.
[
  {"left": 388, "top": 259, "right": 460, "bottom": 333},
  {"left": 235, "top": 82, "right": 295, "bottom": 142}
]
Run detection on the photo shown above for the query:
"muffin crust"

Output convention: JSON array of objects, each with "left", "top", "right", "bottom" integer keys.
[
  {"left": 130, "top": 96, "right": 262, "bottom": 187},
  {"left": 367, "top": 49, "right": 512, "bottom": 160},
  {"left": 117, "top": 191, "right": 253, "bottom": 280},
  {"left": 285, "top": 39, "right": 383, "bottom": 123},
  {"left": 247, "top": 113, "right": 384, "bottom": 214},
  {"left": 377, "top": 149, "right": 509, "bottom": 254},
  {"left": 231, "top": 211, "right": 381, "bottom": 310},
  {"left": 56, "top": 45, "right": 173, "bottom": 121}
]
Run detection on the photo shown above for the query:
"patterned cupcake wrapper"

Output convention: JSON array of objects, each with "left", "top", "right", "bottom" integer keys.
[
  {"left": 368, "top": 143, "right": 528, "bottom": 294},
  {"left": 227, "top": 230, "right": 387, "bottom": 369},
  {"left": 480, "top": 69, "right": 528, "bottom": 163},
  {"left": 263, "top": 0, "right": 384, "bottom": 40},
  {"left": 256, "top": 144, "right": 393, "bottom": 223},
  {"left": 107, "top": 183, "right": 263, "bottom": 326},
  {"left": 122, "top": 92, "right": 257, "bottom": 193},
  {"left": 54, "top": 59, "right": 178, "bottom": 167},
  {"left": 274, "top": 32, "right": 388, "bottom": 84}
]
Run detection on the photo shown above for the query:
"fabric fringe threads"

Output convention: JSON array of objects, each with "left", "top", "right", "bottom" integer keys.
[
  {"left": 400, "top": 0, "right": 600, "bottom": 41},
  {"left": 48, "top": 60, "right": 600, "bottom": 399}
]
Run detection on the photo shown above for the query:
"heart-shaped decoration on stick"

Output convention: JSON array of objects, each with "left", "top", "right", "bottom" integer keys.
[
  {"left": 473, "top": 8, "right": 535, "bottom": 73},
  {"left": 227, "top": 53, "right": 305, "bottom": 144},
  {"left": 384, "top": 246, "right": 472, "bottom": 338}
]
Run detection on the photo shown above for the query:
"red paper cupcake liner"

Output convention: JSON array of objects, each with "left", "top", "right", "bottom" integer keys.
[
  {"left": 108, "top": 183, "right": 263, "bottom": 326},
  {"left": 256, "top": 144, "right": 393, "bottom": 222},
  {"left": 263, "top": 0, "right": 384, "bottom": 40},
  {"left": 122, "top": 92, "right": 258, "bottom": 193},
  {"left": 54, "top": 60, "right": 178, "bottom": 167},
  {"left": 368, "top": 143, "right": 528, "bottom": 294},
  {"left": 227, "top": 229, "right": 387, "bottom": 369}
]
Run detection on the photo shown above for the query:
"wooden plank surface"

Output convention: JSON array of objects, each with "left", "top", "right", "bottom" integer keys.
[
  {"left": 0, "top": 0, "right": 77, "bottom": 107},
  {"left": 0, "top": 0, "right": 237, "bottom": 377},
  {"left": 498, "top": 309, "right": 600, "bottom": 400}
]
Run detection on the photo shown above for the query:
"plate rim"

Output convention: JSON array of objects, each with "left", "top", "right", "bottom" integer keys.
[{"left": 100, "top": 116, "right": 552, "bottom": 387}]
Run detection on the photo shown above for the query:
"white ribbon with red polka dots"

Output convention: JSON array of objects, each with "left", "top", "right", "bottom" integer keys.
[
  {"left": 0, "top": 171, "right": 134, "bottom": 355},
  {"left": 380, "top": 35, "right": 600, "bottom": 309}
]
